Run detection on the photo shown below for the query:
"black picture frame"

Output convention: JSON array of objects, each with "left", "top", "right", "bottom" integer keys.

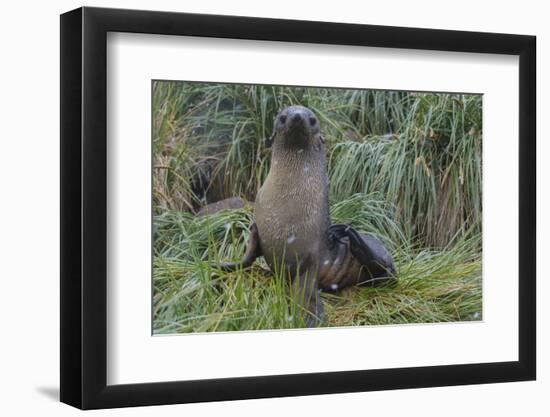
[{"left": 60, "top": 6, "right": 536, "bottom": 410}]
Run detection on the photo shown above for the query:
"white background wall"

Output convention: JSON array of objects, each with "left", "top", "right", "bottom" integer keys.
[{"left": 0, "top": 0, "right": 546, "bottom": 415}]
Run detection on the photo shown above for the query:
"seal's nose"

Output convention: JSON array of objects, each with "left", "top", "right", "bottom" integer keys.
[
  {"left": 291, "top": 113, "right": 302, "bottom": 122},
  {"left": 289, "top": 112, "right": 306, "bottom": 128}
]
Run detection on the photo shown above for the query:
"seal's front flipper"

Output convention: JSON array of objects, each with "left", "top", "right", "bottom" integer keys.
[
  {"left": 214, "top": 222, "right": 262, "bottom": 272},
  {"left": 328, "top": 224, "right": 396, "bottom": 284}
]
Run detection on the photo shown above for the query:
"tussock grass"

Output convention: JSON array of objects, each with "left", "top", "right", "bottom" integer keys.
[
  {"left": 153, "top": 199, "right": 481, "bottom": 333},
  {"left": 152, "top": 81, "right": 482, "bottom": 333}
]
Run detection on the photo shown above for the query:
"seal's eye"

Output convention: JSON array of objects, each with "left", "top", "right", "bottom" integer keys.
[
  {"left": 309, "top": 117, "right": 317, "bottom": 126},
  {"left": 279, "top": 115, "right": 287, "bottom": 124}
]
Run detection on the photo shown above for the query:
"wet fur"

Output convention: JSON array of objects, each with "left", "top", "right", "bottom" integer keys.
[{"left": 214, "top": 106, "right": 395, "bottom": 326}]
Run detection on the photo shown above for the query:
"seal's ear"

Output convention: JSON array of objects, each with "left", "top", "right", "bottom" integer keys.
[
  {"left": 266, "top": 109, "right": 284, "bottom": 148},
  {"left": 314, "top": 133, "right": 326, "bottom": 152},
  {"left": 265, "top": 132, "right": 275, "bottom": 148}
]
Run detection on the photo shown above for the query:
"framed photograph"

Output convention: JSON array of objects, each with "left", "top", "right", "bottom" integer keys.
[{"left": 60, "top": 6, "right": 536, "bottom": 409}]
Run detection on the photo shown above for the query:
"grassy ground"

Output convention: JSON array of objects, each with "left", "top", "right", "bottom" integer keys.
[{"left": 152, "top": 82, "right": 483, "bottom": 333}]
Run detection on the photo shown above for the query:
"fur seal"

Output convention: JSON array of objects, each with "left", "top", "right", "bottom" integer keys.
[
  {"left": 215, "top": 105, "right": 395, "bottom": 326},
  {"left": 196, "top": 197, "right": 253, "bottom": 217}
]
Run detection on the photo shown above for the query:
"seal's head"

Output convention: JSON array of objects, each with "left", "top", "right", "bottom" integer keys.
[{"left": 267, "top": 105, "right": 324, "bottom": 149}]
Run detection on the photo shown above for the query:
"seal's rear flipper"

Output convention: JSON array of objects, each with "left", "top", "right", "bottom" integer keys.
[
  {"left": 328, "top": 224, "right": 396, "bottom": 284},
  {"left": 213, "top": 222, "right": 262, "bottom": 272},
  {"left": 290, "top": 267, "right": 327, "bottom": 328}
]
